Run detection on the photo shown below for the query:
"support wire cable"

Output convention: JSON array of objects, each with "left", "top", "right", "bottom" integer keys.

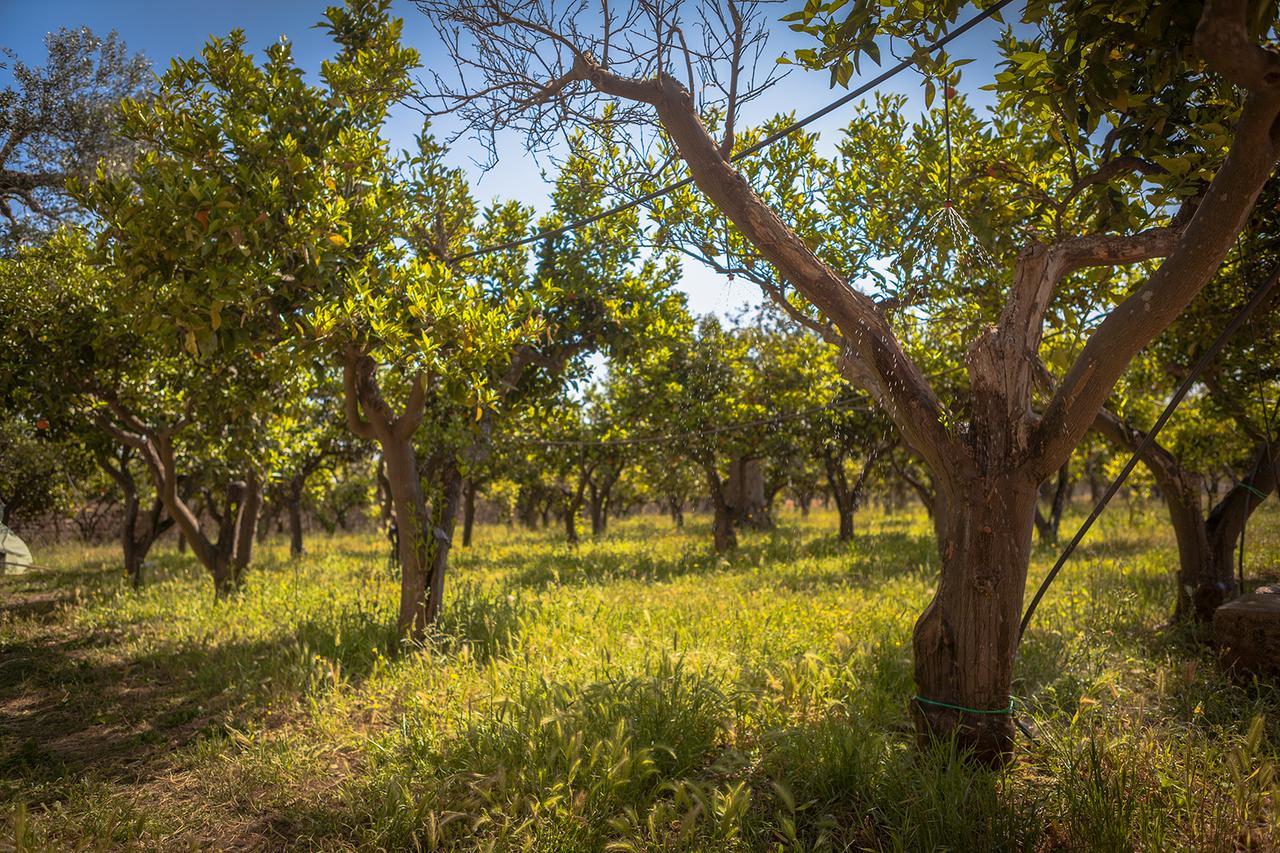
[{"left": 1019, "top": 263, "right": 1280, "bottom": 640}]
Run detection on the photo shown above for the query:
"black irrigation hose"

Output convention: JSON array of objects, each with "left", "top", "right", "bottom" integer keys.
[
  {"left": 450, "top": 0, "right": 1019, "bottom": 261},
  {"left": 1019, "top": 264, "right": 1280, "bottom": 640}
]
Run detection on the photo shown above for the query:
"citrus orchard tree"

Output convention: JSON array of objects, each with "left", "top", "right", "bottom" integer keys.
[
  {"left": 77, "top": 0, "right": 681, "bottom": 640},
  {"left": 420, "top": 0, "right": 1280, "bottom": 759},
  {"left": 0, "top": 229, "right": 286, "bottom": 594},
  {"left": 0, "top": 26, "right": 151, "bottom": 246},
  {"left": 1094, "top": 180, "right": 1280, "bottom": 621},
  {"left": 610, "top": 313, "right": 763, "bottom": 552}
]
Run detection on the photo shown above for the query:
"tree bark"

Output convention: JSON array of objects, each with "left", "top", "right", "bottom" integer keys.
[
  {"left": 563, "top": 472, "right": 588, "bottom": 545},
  {"left": 231, "top": 470, "right": 261, "bottom": 585},
  {"left": 825, "top": 450, "right": 855, "bottom": 542},
  {"left": 287, "top": 475, "right": 305, "bottom": 558},
  {"left": 564, "top": 495, "right": 579, "bottom": 544},
  {"left": 703, "top": 462, "right": 737, "bottom": 553},
  {"left": 1093, "top": 408, "right": 1244, "bottom": 621},
  {"left": 462, "top": 479, "right": 477, "bottom": 547},
  {"left": 97, "top": 447, "right": 174, "bottom": 588},
  {"left": 423, "top": 458, "right": 463, "bottom": 625},
  {"left": 910, "top": 474, "right": 1037, "bottom": 763},
  {"left": 1034, "top": 462, "right": 1071, "bottom": 544},
  {"left": 383, "top": 434, "right": 431, "bottom": 639},
  {"left": 725, "top": 456, "right": 770, "bottom": 529},
  {"left": 588, "top": 491, "right": 604, "bottom": 536},
  {"left": 1206, "top": 442, "right": 1278, "bottom": 594},
  {"left": 344, "top": 348, "right": 433, "bottom": 642}
]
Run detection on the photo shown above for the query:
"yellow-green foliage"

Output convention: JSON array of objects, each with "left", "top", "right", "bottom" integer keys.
[{"left": 2, "top": 505, "right": 1278, "bottom": 850}]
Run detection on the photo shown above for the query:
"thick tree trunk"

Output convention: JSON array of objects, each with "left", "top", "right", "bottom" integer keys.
[
  {"left": 382, "top": 436, "right": 431, "bottom": 641},
  {"left": 704, "top": 463, "right": 737, "bottom": 553},
  {"left": 911, "top": 475, "right": 1037, "bottom": 764},
  {"left": 462, "top": 479, "right": 477, "bottom": 547},
  {"left": 1164, "top": 478, "right": 1227, "bottom": 622}
]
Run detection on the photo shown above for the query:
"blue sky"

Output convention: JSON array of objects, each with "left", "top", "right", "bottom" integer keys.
[{"left": 1, "top": 1, "right": 1010, "bottom": 316}]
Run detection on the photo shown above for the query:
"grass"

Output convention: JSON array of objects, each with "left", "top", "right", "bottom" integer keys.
[{"left": 1, "top": 502, "right": 1278, "bottom": 850}]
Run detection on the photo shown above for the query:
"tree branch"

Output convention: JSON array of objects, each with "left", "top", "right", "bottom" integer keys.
[{"left": 1195, "top": 0, "right": 1280, "bottom": 93}]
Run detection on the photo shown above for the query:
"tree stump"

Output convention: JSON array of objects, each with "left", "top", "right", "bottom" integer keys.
[{"left": 1214, "top": 594, "right": 1280, "bottom": 677}]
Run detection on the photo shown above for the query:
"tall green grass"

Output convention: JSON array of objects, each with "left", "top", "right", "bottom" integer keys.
[{"left": 2, "top": 504, "right": 1277, "bottom": 850}]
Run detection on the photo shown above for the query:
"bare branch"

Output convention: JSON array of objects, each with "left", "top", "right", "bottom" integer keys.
[{"left": 1052, "top": 226, "right": 1182, "bottom": 277}]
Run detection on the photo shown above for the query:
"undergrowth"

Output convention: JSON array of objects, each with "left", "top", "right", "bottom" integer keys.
[{"left": 1, "top": 504, "right": 1277, "bottom": 850}]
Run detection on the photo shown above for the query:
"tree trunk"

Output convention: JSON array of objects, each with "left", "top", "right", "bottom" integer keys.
[
  {"left": 121, "top": 492, "right": 142, "bottom": 585},
  {"left": 564, "top": 496, "right": 579, "bottom": 544},
  {"left": 588, "top": 491, "right": 604, "bottom": 537},
  {"left": 911, "top": 475, "right": 1037, "bottom": 764},
  {"left": 825, "top": 451, "right": 855, "bottom": 542},
  {"left": 1093, "top": 408, "right": 1244, "bottom": 622},
  {"left": 1164, "top": 476, "right": 1225, "bottom": 622},
  {"left": 288, "top": 482, "right": 305, "bottom": 558},
  {"left": 725, "top": 457, "right": 770, "bottom": 529},
  {"left": 462, "top": 479, "right": 477, "bottom": 547},
  {"left": 562, "top": 478, "right": 584, "bottom": 545},
  {"left": 382, "top": 436, "right": 432, "bottom": 641},
  {"left": 231, "top": 471, "right": 261, "bottom": 586},
  {"left": 704, "top": 463, "right": 736, "bottom": 553},
  {"left": 1034, "top": 462, "right": 1071, "bottom": 544},
  {"left": 423, "top": 459, "right": 463, "bottom": 625},
  {"left": 103, "top": 423, "right": 250, "bottom": 599},
  {"left": 99, "top": 449, "right": 145, "bottom": 587},
  {"left": 1204, "top": 442, "right": 1277, "bottom": 602},
  {"left": 667, "top": 495, "right": 685, "bottom": 528},
  {"left": 287, "top": 501, "right": 304, "bottom": 556}
]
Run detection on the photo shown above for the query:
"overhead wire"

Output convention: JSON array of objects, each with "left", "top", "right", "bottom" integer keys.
[
  {"left": 501, "top": 364, "right": 968, "bottom": 448},
  {"left": 449, "top": 0, "right": 1019, "bottom": 262}
]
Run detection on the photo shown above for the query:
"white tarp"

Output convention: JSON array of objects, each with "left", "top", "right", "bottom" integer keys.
[{"left": 0, "top": 522, "right": 33, "bottom": 574}]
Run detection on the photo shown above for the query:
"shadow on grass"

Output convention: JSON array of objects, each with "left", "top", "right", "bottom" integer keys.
[
  {"left": 0, "top": 563, "right": 539, "bottom": 799},
  {"left": 498, "top": 522, "right": 937, "bottom": 593},
  {"left": 0, "top": 609, "right": 395, "bottom": 797}
]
